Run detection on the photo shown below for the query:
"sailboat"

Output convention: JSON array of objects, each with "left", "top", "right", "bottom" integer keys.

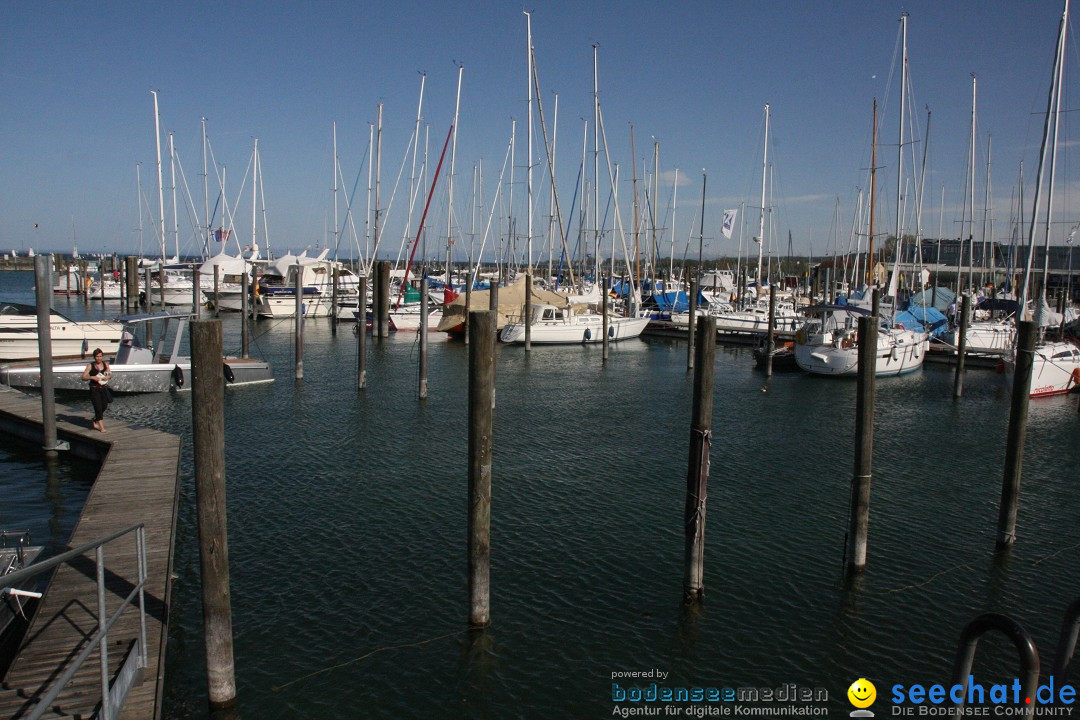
[
  {"left": 1004, "top": 0, "right": 1080, "bottom": 397},
  {"left": 796, "top": 15, "right": 928, "bottom": 377}
]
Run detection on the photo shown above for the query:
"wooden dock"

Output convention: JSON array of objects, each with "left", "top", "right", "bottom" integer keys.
[{"left": 0, "top": 387, "right": 180, "bottom": 720}]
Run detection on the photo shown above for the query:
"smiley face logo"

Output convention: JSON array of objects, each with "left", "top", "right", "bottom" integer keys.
[{"left": 847, "top": 678, "right": 876, "bottom": 709}]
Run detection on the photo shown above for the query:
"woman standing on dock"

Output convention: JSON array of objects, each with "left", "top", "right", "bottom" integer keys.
[{"left": 81, "top": 348, "right": 111, "bottom": 432}]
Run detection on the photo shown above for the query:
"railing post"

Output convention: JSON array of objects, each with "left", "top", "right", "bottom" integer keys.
[
  {"left": 34, "top": 254, "right": 59, "bottom": 455},
  {"left": 96, "top": 544, "right": 112, "bottom": 720},
  {"left": 137, "top": 525, "right": 148, "bottom": 668}
]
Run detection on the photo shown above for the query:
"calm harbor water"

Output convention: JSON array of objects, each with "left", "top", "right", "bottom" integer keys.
[{"left": 3, "top": 269, "right": 1080, "bottom": 718}]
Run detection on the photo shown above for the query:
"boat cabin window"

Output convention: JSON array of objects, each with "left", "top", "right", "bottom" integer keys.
[{"left": 542, "top": 308, "right": 555, "bottom": 320}]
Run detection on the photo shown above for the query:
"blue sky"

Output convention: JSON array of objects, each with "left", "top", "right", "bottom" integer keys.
[{"left": 0, "top": 1, "right": 1073, "bottom": 264}]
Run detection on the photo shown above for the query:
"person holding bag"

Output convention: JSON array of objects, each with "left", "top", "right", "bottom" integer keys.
[{"left": 81, "top": 348, "right": 112, "bottom": 432}]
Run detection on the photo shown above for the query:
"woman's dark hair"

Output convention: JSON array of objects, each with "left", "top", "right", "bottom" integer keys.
[{"left": 92, "top": 348, "right": 104, "bottom": 357}]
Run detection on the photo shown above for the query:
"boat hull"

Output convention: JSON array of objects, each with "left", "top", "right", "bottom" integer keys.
[
  {"left": 795, "top": 330, "right": 927, "bottom": 377},
  {"left": 1003, "top": 340, "right": 1080, "bottom": 397},
  {"left": 499, "top": 315, "right": 649, "bottom": 344},
  {"left": 0, "top": 357, "right": 274, "bottom": 393}
]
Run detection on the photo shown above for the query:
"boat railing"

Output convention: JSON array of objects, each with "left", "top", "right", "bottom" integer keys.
[{"left": 0, "top": 523, "right": 148, "bottom": 720}]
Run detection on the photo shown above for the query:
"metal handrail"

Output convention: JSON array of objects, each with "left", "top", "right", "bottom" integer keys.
[
  {"left": 1052, "top": 598, "right": 1080, "bottom": 682},
  {"left": 952, "top": 613, "right": 1040, "bottom": 716},
  {"left": 1, "top": 522, "right": 147, "bottom": 720}
]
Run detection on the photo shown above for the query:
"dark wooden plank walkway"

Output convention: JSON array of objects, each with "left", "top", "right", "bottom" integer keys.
[{"left": 0, "top": 387, "right": 181, "bottom": 719}]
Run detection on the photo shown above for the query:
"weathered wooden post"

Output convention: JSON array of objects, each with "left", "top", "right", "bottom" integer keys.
[
  {"left": 331, "top": 266, "right": 339, "bottom": 336},
  {"left": 845, "top": 315, "right": 878, "bottom": 575},
  {"left": 524, "top": 270, "right": 532, "bottom": 351},
  {"left": 99, "top": 264, "right": 105, "bottom": 305},
  {"left": 35, "top": 255, "right": 59, "bottom": 455},
  {"left": 489, "top": 279, "right": 499, "bottom": 313},
  {"left": 684, "top": 315, "right": 716, "bottom": 603},
  {"left": 996, "top": 320, "right": 1036, "bottom": 550},
  {"left": 294, "top": 263, "right": 304, "bottom": 382},
  {"left": 687, "top": 276, "right": 697, "bottom": 371},
  {"left": 464, "top": 272, "right": 472, "bottom": 346},
  {"left": 419, "top": 277, "right": 429, "bottom": 400},
  {"left": 212, "top": 266, "right": 220, "bottom": 318},
  {"left": 954, "top": 293, "right": 970, "bottom": 399},
  {"left": 240, "top": 270, "right": 250, "bottom": 359},
  {"left": 602, "top": 276, "right": 610, "bottom": 363},
  {"left": 193, "top": 267, "right": 202, "bottom": 319},
  {"left": 357, "top": 275, "right": 367, "bottom": 391},
  {"left": 468, "top": 310, "right": 496, "bottom": 626},
  {"left": 766, "top": 284, "right": 776, "bottom": 377},
  {"left": 81, "top": 260, "right": 89, "bottom": 303},
  {"left": 378, "top": 260, "right": 391, "bottom": 338},
  {"left": 158, "top": 267, "right": 166, "bottom": 308},
  {"left": 143, "top": 266, "right": 154, "bottom": 346},
  {"left": 190, "top": 319, "right": 237, "bottom": 710}
]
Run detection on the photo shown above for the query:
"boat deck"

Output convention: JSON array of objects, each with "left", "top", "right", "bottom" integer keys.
[{"left": 0, "top": 387, "right": 180, "bottom": 720}]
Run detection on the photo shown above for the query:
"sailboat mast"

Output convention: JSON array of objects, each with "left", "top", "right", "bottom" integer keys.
[
  {"left": 202, "top": 117, "right": 210, "bottom": 258},
  {"left": 698, "top": 172, "right": 707, "bottom": 269},
  {"left": 1019, "top": 0, "right": 1068, "bottom": 317},
  {"left": 968, "top": 73, "right": 977, "bottom": 292},
  {"left": 670, "top": 170, "right": 678, "bottom": 284},
  {"left": 168, "top": 132, "right": 179, "bottom": 260},
  {"left": 136, "top": 163, "right": 144, "bottom": 258},
  {"left": 333, "top": 122, "right": 339, "bottom": 258},
  {"left": 631, "top": 124, "right": 639, "bottom": 285},
  {"left": 525, "top": 10, "right": 534, "bottom": 271},
  {"left": 252, "top": 138, "right": 259, "bottom": 257},
  {"left": 593, "top": 44, "right": 601, "bottom": 284},
  {"left": 448, "top": 64, "right": 463, "bottom": 286},
  {"left": 894, "top": 13, "right": 908, "bottom": 292},
  {"left": 869, "top": 98, "right": 877, "bottom": 286},
  {"left": 151, "top": 90, "right": 167, "bottom": 260},
  {"left": 757, "top": 104, "right": 769, "bottom": 289}
]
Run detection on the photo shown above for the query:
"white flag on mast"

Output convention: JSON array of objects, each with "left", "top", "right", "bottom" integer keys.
[{"left": 721, "top": 209, "right": 738, "bottom": 239}]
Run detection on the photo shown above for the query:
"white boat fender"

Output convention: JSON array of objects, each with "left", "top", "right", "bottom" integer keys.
[
  {"left": 171, "top": 364, "right": 184, "bottom": 389},
  {"left": 223, "top": 363, "right": 235, "bottom": 384}
]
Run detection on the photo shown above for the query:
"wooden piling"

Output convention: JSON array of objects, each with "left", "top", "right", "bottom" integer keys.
[
  {"left": 158, "top": 267, "right": 166, "bottom": 308},
  {"left": 357, "top": 275, "right": 367, "bottom": 391},
  {"left": 766, "top": 285, "right": 776, "bottom": 378},
  {"left": 524, "top": 271, "right": 532, "bottom": 351},
  {"left": 331, "top": 266, "right": 339, "bottom": 336},
  {"left": 34, "top": 255, "right": 58, "bottom": 455},
  {"left": 468, "top": 310, "right": 496, "bottom": 627},
  {"left": 144, "top": 266, "right": 154, "bottom": 345},
  {"left": 294, "top": 263, "right": 304, "bottom": 381},
  {"left": 193, "top": 268, "right": 202, "bottom": 319},
  {"left": 189, "top": 319, "right": 237, "bottom": 710},
  {"left": 489, "top": 279, "right": 499, "bottom": 313},
  {"left": 602, "top": 276, "right": 610, "bottom": 363},
  {"left": 212, "top": 266, "right": 220, "bottom": 318},
  {"left": 464, "top": 272, "right": 472, "bottom": 346},
  {"left": 845, "top": 315, "right": 878, "bottom": 575},
  {"left": 240, "top": 270, "right": 250, "bottom": 359},
  {"left": 419, "top": 278, "right": 429, "bottom": 400},
  {"left": 683, "top": 315, "right": 716, "bottom": 603},
  {"left": 378, "top": 260, "right": 390, "bottom": 338},
  {"left": 954, "top": 293, "right": 970, "bottom": 399},
  {"left": 996, "top": 320, "right": 1036, "bottom": 550},
  {"left": 687, "top": 276, "right": 697, "bottom": 371}
]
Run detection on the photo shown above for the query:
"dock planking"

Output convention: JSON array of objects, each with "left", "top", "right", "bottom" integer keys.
[{"left": 0, "top": 387, "right": 180, "bottom": 719}]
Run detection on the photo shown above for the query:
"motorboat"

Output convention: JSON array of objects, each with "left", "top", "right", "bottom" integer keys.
[
  {"left": 499, "top": 303, "right": 649, "bottom": 344},
  {"left": 1, "top": 530, "right": 43, "bottom": 638},
  {"left": 254, "top": 251, "right": 360, "bottom": 318},
  {"left": 0, "top": 312, "right": 274, "bottom": 392},
  {"left": 794, "top": 304, "right": 927, "bottom": 377},
  {"left": 0, "top": 303, "right": 124, "bottom": 362}
]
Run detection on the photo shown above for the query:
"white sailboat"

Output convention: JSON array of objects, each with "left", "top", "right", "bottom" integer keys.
[
  {"left": 1004, "top": 0, "right": 1080, "bottom": 398},
  {"left": 796, "top": 14, "right": 928, "bottom": 378},
  {"left": 499, "top": 302, "right": 648, "bottom": 344},
  {"left": 0, "top": 302, "right": 124, "bottom": 362}
]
